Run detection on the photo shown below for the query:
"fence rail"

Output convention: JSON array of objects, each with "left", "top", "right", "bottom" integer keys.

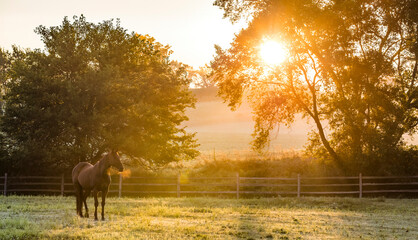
[{"left": 1, "top": 173, "right": 418, "bottom": 198}]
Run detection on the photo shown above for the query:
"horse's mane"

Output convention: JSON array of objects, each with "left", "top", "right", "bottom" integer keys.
[{"left": 95, "top": 153, "right": 109, "bottom": 165}]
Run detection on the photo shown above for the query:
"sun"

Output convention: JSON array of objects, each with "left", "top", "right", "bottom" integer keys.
[{"left": 259, "top": 40, "right": 288, "bottom": 66}]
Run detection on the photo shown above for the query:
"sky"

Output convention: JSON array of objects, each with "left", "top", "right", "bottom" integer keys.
[{"left": 0, "top": 0, "right": 245, "bottom": 68}]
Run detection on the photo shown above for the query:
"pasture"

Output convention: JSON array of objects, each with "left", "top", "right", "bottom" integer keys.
[{"left": 1, "top": 196, "right": 417, "bottom": 239}]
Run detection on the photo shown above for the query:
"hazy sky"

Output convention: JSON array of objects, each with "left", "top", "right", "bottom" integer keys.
[{"left": 0, "top": 0, "right": 245, "bottom": 68}]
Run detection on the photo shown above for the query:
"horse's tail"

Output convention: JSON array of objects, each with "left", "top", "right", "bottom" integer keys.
[{"left": 72, "top": 162, "right": 91, "bottom": 216}]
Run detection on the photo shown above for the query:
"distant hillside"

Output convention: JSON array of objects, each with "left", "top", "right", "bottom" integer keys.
[
  {"left": 190, "top": 86, "right": 220, "bottom": 102},
  {"left": 186, "top": 87, "right": 309, "bottom": 153},
  {"left": 188, "top": 87, "right": 417, "bottom": 153}
]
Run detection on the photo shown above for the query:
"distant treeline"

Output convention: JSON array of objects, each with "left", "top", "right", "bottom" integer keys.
[
  {"left": 130, "top": 152, "right": 418, "bottom": 178},
  {"left": 191, "top": 86, "right": 220, "bottom": 102}
]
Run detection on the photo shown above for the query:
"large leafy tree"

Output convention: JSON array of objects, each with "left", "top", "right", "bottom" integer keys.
[
  {"left": 0, "top": 49, "right": 11, "bottom": 171},
  {"left": 0, "top": 48, "right": 10, "bottom": 111},
  {"left": 1, "top": 16, "right": 198, "bottom": 175},
  {"left": 212, "top": 0, "right": 417, "bottom": 174}
]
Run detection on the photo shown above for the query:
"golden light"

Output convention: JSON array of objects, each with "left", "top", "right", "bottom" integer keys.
[
  {"left": 119, "top": 169, "right": 132, "bottom": 179},
  {"left": 259, "top": 40, "right": 288, "bottom": 66}
]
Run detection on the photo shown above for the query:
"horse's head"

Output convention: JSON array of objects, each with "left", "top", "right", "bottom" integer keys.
[{"left": 108, "top": 150, "right": 124, "bottom": 172}]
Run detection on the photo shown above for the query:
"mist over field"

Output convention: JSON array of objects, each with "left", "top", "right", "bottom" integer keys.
[
  {"left": 186, "top": 87, "right": 417, "bottom": 154},
  {"left": 185, "top": 88, "right": 309, "bottom": 153}
]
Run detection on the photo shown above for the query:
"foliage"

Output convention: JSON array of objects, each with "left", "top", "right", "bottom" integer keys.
[
  {"left": 188, "top": 65, "right": 215, "bottom": 89},
  {"left": 0, "top": 49, "right": 11, "bottom": 171},
  {"left": 0, "top": 48, "right": 10, "bottom": 86},
  {"left": 211, "top": 0, "right": 418, "bottom": 175},
  {"left": 0, "top": 16, "right": 198, "bottom": 175},
  {"left": 186, "top": 153, "right": 324, "bottom": 177}
]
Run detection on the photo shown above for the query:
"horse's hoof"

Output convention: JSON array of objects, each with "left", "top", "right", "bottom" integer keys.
[
  {"left": 101, "top": 218, "right": 105, "bottom": 221},
  {"left": 85, "top": 213, "right": 89, "bottom": 218},
  {"left": 94, "top": 218, "right": 98, "bottom": 221}
]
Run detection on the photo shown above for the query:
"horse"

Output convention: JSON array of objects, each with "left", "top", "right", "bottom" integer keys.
[{"left": 72, "top": 150, "right": 124, "bottom": 220}]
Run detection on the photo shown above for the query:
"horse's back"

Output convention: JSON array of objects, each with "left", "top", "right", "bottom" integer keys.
[{"left": 72, "top": 162, "right": 93, "bottom": 185}]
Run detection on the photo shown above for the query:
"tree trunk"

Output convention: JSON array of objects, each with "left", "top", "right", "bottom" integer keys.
[{"left": 312, "top": 115, "right": 343, "bottom": 168}]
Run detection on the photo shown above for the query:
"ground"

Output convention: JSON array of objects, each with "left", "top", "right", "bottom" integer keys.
[{"left": 0, "top": 196, "right": 417, "bottom": 239}]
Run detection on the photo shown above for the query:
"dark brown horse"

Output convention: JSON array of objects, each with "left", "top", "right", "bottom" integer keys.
[{"left": 72, "top": 151, "right": 124, "bottom": 220}]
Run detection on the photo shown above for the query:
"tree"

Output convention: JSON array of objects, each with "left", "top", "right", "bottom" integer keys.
[
  {"left": 0, "top": 48, "right": 10, "bottom": 112},
  {"left": 0, "top": 48, "right": 11, "bottom": 172},
  {"left": 211, "top": 0, "right": 417, "bottom": 174},
  {"left": 1, "top": 16, "right": 198, "bottom": 175},
  {"left": 170, "top": 61, "right": 214, "bottom": 89},
  {"left": 188, "top": 65, "right": 215, "bottom": 89}
]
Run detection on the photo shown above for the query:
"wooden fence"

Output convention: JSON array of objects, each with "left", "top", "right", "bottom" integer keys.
[{"left": 1, "top": 173, "right": 418, "bottom": 198}]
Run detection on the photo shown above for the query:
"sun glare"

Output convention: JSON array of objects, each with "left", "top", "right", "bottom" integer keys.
[{"left": 259, "top": 40, "right": 288, "bottom": 66}]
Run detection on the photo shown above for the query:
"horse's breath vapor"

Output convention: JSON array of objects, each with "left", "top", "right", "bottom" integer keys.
[
  {"left": 119, "top": 169, "right": 131, "bottom": 179},
  {"left": 109, "top": 168, "right": 130, "bottom": 178}
]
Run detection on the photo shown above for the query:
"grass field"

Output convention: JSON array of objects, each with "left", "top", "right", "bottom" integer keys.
[{"left": 1, "top": 196, "right": 417, "bottom": 239}]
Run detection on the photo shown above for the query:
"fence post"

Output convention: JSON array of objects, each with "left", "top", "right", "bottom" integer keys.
[
  {"left": 177, "top": 173, "right": 181, "bottom": 198},
  {"left": 236, "top": 172, "right": 240, "bottom": 199},
  {"left": 118, "top": 174, "right": 122, "bottom": 198},
  {"left": 61, "top": 174, "right": 64, "bottom": 196},
  {"left": 359, "top": 173, "right": 362, "bottom": 198},
  {"left": 297, "top": 174, "right": 301, "bottom": 198},
  {"left": 3, "top": 173, "right": 7, "bottom": 196}
]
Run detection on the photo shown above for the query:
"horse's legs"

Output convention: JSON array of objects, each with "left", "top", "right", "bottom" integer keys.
[
  {"left": 74, "top": 183, "right": 83, "bottom": 217},
  {"left": 78, "top": 193, "right": 83, "bottom": 217},
  {"left": 101, "top": 188, "right": 108, "bottom": 220},
  {"left": 77, "top": 194, "right": 82, "bottom": 217},
  {"left": 93, "top": 190, "right": 99, "bottom": 221},
  {"left": 82, "top": 189, "right": 91, "bottom": 218},
  {"left": 76, "top": 194, "right": 81, "bottom": 216}
]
